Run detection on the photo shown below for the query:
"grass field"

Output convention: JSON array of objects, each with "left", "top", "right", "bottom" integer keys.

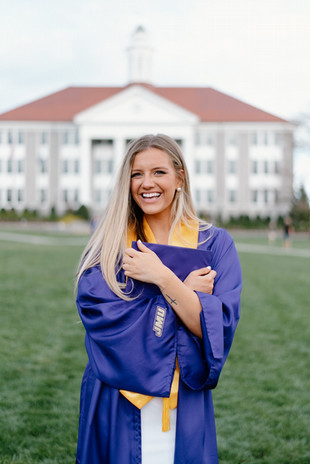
[{"left": 0, "top": 231, "right": 309, "bottom": 463}]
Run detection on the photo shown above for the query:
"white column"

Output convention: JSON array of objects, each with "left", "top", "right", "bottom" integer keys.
[
  {"left": 79, "top": 131, "right": 92, "bottom": 208},
  {"left": 113, "top": 137, "right": 126, "bottom": 175}
]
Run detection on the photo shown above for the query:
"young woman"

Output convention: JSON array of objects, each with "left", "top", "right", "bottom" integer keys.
[{"left": 75, "top": 134, "right": 242, "bottom": 464}]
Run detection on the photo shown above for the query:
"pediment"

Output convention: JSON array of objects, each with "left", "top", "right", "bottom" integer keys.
[{"left": 74, "top": 85, "right": 199, "bottom": 125}]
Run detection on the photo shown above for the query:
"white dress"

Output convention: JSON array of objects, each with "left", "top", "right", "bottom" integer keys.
[{"left": 141, "top": 398, "right": 177, "bottom": 464}]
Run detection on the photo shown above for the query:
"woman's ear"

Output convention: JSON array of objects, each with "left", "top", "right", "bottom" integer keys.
[{"left": 177, "top": 169, "right": 185, "bottom": 189}]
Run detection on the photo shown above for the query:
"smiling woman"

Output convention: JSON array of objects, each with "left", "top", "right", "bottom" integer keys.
[
  {"left": 130, "top": 147, "right": 183, "bottom": 243},
  {"left": 74, "top": 134, "right": 242, "bottom": 464}
]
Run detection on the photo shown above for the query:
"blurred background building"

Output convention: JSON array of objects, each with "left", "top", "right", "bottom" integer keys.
[{"left": 0, "top": 26, "right": 295, "bottom": 221}]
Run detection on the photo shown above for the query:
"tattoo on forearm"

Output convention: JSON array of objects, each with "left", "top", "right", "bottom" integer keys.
[{"left": 165, "top": 294, "right": 177, "bottom": 305}]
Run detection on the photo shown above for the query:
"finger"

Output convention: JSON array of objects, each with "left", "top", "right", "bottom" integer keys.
[
  {"left": 124, "top": 247, "right": 140, "bottom": 258},
  {"left": 195, "top": 266, "right": 212, "bottom": 276},
  {"left": 136, "top": 239, "right": 152, "bottom": 253},
  {"left": 122, "top": 259, "right": 129, "bottom": 268},
  {"left": 200, "top": 270, "right": 217, "bottom": 279}
]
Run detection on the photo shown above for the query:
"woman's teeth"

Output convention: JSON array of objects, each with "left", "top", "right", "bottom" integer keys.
[{"left": 142, "top": 193, "right": 160, "bottom": 198}]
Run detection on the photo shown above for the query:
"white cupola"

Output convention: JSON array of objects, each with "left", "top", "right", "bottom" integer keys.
[{"left": 127, "top": 26, "right": 153, "bottom": 84}]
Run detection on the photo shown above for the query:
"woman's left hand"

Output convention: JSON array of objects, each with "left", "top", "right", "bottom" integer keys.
[
  {"left": 123, "top": 241, "right": 169, "bottom": 285},
  {"left": 184, "top": 267, "right": 217, "bottom": 294}
]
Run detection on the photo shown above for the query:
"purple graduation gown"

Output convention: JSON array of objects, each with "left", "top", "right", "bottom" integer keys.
[{"left": 76, "top": 226, "right": 242, "bottom": 464}]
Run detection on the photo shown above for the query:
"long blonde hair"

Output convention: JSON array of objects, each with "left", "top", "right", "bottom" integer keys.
[{"left": 76, "top": 134, "right": 210, "bottom": 299}]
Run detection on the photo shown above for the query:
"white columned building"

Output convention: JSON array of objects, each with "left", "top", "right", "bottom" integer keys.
[{"left": 0, "top": 26, "right": 295, "bottom": 221}]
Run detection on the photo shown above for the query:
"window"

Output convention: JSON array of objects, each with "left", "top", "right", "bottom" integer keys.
[
  {"left": 40, "top": 189, "right": 47, "bottom": 204},
  {"left": 63, "top": 189, "right": 68, "bottom": 203},
  {"left": 274, "top": 160, "right": 280, "bottom": 174},
  {"left": 196, "top": 133, "right": 214, "bottom": 146},
  {"left": 228, "top": 133, "right": 237, "bottom": 146},
  {"left": 8, "top": 131, "right": 13, "bottom": 144},
  {"left": 274, "top": 133, "right": 282, "bottom": 146},
  {"left": 7, "top": 189, "right": 12, "bottom": 202},
  {"left": 62, "top": 160, "right": 69, "bottom": 174},
  {"left": 7, "top": 159, "right": 13, "bottom": 173},
  {"left": 41, "top": 132, "right": 48, "bottom": 145},
  {"left": 228, "top": 190, "right": 237, "bottom": 203},
  {"left": 207, "top": 190, "right": 214, "bottom": 203},
  {"left": 228, "top": 159, "right": 237, "bottom": 174},
  {"left": 252, "top": 160, "right": 258, "bottom": 174},
  {"left": 94, "top": 159, "right": 113, "bottom": 174},
  {"left": 95, "top": 160, "right": 102, "bottom": 174},
  {"left": 195, "top": 189, "right": 214, "bottom": 205},
  {"left": 17, "top": 160, "right": 24, "bottom": 173},
  {"left": 206, "top": 160, "right": 213, "bottom": 174},
  {"left": 74, "top": 129, "right": 79, "bottom": 145},
  {"left": 93, "top": 139, "right": 114, "bottom": 174},
  {"left": 18, "top": 132, "right": 24, "bottom": 144},
  {"left": 106, "top": 159, "right": 113, "bottom": 174},
  {"left": 263, "top": 132, "right": 268, "bottom": 145},
  {"left": 275, "top": 190, "right": 279, "bottom": 203},
  {"left": 263, "top": 189, "right": 268, "bottom": 203},
  {"left": 195, "top": 160, "right": 213, "bottom": 174},
  {"left": 63, "top": 132, "right": 69, "bottom": 145},
  {"left": 74, "top": 189, "right": 79, "bottom": 202},
  {"left": 252, "top": 190, "right": 258, "bottom": 203},
  {"left": 251, "top": 133, "right": 258, "bottom": 145},
  {"left": 206, "top": 134, "right": 214, "bottom": 146},
  {"left": 103, "top": 189, "right": 112, "bottom": 205},
  {"left": 264, "top": 161, "right": 268, "bottom": 174},
  {"left": 95, "top": 189, "right": 102, "bottom": 204},
  {"left": 195, "top": 160, "right": 201, "bottom": 174},
  {"left": 74, "top": 159, "right": 80, "bottom": 174},
  {"left": 17, "top": 189, "right": 23, "bottom": 203},
  {"left": 40, "top": 158, "right": 48, "bottom": 174}
]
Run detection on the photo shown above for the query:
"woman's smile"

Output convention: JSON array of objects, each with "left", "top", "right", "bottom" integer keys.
[{"left": 141, "top": 192, "right": 161, "bottom": 199}]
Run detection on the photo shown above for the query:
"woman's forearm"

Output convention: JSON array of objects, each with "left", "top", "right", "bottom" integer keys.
[{"left": 157, "top": 268, "right": 203, "bottom": 338}]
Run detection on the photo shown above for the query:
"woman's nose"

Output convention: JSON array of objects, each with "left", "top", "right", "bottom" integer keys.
[{"left": 142, "top": 173, "right": 155, "bottom": 188}]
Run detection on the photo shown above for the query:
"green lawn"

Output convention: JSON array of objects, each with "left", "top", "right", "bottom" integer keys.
[
  {"left": 0, "top": 234, "right": 309, "bottom": 463},
  {"left": 0, "top": 240, "right": 86, "bottom": 464},
  {"left": 230, "top": 229, "right": 310, "bottom": 250}
]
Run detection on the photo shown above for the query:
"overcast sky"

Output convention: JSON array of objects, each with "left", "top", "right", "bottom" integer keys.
[{"left": 1, "top": 0, "right": 309, "bottom": 192}]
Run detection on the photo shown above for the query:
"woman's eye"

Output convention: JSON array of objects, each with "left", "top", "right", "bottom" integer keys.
[
  {"left": 131, "top": 172, "right": 141, "bottom": 178},
  {"left": 155, "top": 170, "right": 166, "bottom": 175}
]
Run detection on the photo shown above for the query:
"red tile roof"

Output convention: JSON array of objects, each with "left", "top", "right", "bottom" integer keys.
[
  {"left": 0, "top": 85, "right": 286, "bottom": 123},
  {"left": 153, "top": 87, "right": 286, "bottom": 122},
  {"left": 0, "top": 87, "right": 122, "bottom": 122}
]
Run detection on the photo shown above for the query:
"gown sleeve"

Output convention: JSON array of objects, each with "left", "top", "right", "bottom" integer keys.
[
  {"left": 197, "top": 228, "right": 242, "bottom": 388},
  {"left": 76, "top": 266, "right": 176, "bottom": 397}
]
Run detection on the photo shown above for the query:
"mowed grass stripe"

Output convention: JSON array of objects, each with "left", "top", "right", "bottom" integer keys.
[
  {"left": 0, "top": 240, "right": 309, "bottom": 463},
  {"left": 0, "top": 231, "right": 88, "bottom": 246}
]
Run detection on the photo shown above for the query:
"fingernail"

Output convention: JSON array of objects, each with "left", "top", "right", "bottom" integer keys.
[
  {"left": 138, "top": 239, "right": 142, "bottom": 243},
  {"left": 206, "top": 266, "right": 211, "bottom": 270}
]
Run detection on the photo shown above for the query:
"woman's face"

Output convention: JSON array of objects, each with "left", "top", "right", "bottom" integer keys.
[{"left": 130, "top": 147, "right": 183, "bottom": 222}]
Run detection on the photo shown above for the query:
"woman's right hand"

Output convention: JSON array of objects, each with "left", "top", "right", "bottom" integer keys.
[{"left": 184, "top": 267, "right": 217, "bottom": 294}]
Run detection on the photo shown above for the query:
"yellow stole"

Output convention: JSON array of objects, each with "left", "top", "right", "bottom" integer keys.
[{"left": 120, "top": 218, "right": 199, "bottom": 431}]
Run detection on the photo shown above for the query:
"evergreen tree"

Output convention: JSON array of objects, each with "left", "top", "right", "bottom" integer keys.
[{"left": 290, "top": 185, "right": 310, "bottom": 230}]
